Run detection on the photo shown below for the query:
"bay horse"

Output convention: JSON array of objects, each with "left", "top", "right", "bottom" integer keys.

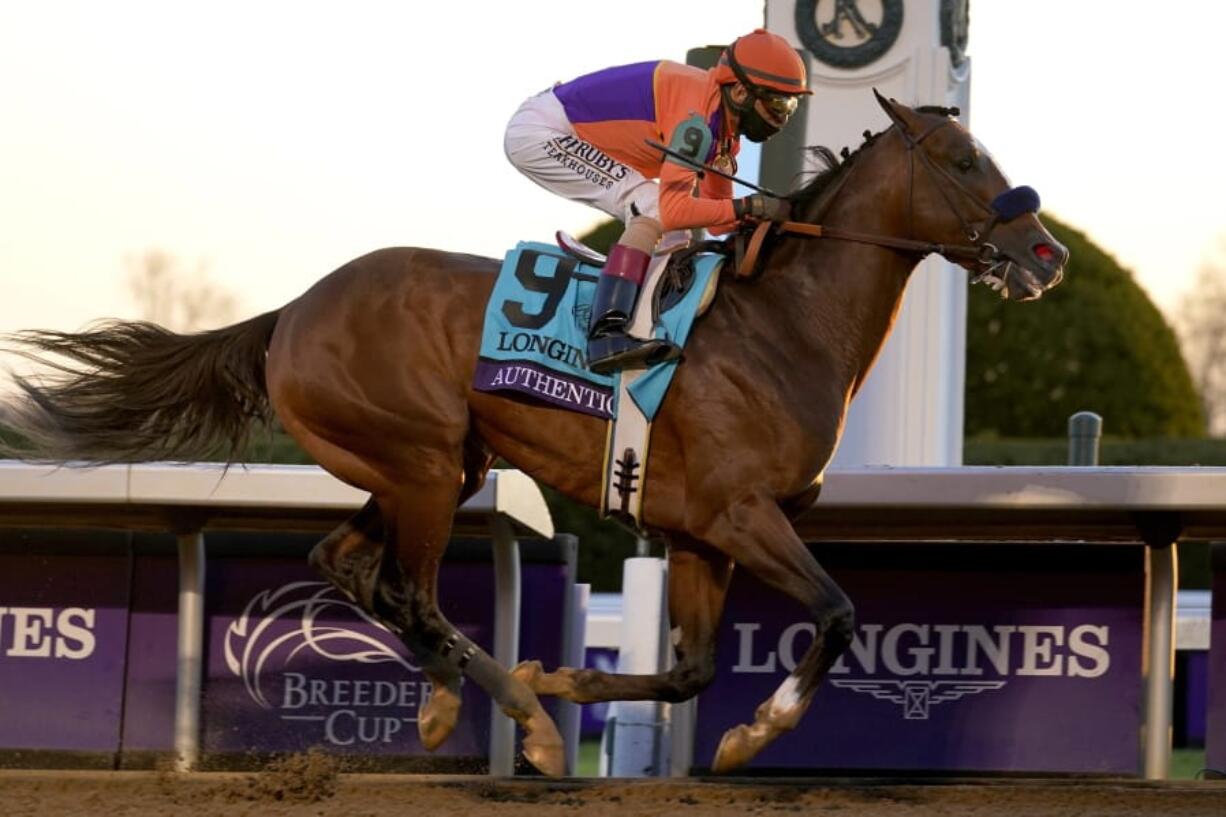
[{"left": 2, "top": 94, "right": 1066, "bottom": 775}]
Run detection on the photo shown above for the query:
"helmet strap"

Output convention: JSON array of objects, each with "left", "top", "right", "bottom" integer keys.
[
  {"left": 721, "top": 85, "right": 780, "bottom": 144},
  {"left": 721, "top": 83, "right": 753, "bottom": 119}
]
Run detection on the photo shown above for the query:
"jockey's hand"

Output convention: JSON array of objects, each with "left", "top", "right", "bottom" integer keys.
[{"left": 734, "top": 194, "right": 790, "bottom": 222}]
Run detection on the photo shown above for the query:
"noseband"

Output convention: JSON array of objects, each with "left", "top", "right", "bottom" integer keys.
[{"left": 763, "top": 117, "right": 1040, "bottom": 275}]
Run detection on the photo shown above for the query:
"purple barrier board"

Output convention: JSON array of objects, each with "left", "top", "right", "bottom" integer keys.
[
  {"left": 1208, "top": 544, "right": 1226, "bottom": 771},
  {"left": 1180, "top": 650, "right": 1209, "bottom": 747},
  {"left": 0, "top": 533, "right": 131, "bottom": 755},
  {"left": 693, "top": 543, "right": 1145, "bottom": 774},
  {"left": 121, "top": 534, "right": 571, "bottom": 766},
  {"left": 121, "top": 550, "right": 184, "bottom": 755}
]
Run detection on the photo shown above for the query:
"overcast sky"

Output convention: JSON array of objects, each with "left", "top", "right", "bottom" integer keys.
[{"left": 2, "top": 1, "right": 1224, "bottom": 343}]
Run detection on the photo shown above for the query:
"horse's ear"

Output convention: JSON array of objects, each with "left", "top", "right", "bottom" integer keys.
[
  {"left": 873, "top": 88, "right": 907, "bottom": 130},
  {"left": 873, "top": 88, "right": 922, "bottom": 136}
]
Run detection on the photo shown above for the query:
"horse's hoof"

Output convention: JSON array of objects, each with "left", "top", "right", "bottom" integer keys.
[
  {"left": 711, "top": 723, "right": 757, "bottom": 774},
  {"left": 511, "top": 659, "right": 544, "bottom": 690},
  {"left": 521, "top": 710, "right": 566, "bottom": 777},
  {"left": 418, "top": 684, "right": 462, "bottom": 751}
]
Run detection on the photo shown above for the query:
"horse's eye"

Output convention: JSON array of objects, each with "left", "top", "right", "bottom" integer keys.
[{"left": 956, "top": 156, "right": 974, "bottom": 172}]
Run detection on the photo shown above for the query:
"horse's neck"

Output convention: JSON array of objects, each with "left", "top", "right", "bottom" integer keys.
[{"left": 753, "top": 170, "right": 916, "bottom": 397}]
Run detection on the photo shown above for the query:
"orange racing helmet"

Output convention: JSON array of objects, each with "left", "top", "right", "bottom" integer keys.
[{"left": 715, "top": 29, "right": 812, "bottom": 98}]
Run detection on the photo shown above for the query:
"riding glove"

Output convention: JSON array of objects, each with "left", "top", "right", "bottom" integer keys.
[{"left": 734, "top": 194, "right": 790, "bottom": 222}]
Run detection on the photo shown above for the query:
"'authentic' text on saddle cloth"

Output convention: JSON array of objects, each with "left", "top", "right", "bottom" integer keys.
[{"left": 474, "top": 241, "right": 719, "bottom": 421}]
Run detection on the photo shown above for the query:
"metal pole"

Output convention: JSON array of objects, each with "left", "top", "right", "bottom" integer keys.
[
  {"left": 668, "top": 698, "right": 696, "bottom": 777},
  {"left": 1143, "top": 543, "right": 1178, "bottom": 779},
  {"left": 1068, "top": 411, "right": 1103, "bottom": 465},
  {"left": 488, "top": 514, "right": 521, "bottom": 776},
  {"left": 559, "top": 582, "right": 590, "bottom": 775},
  {"left": 173, "top": 531, "right": 206, "bottom": 772},
  {"left": 553, "top": 534, "right": 583, "bottom": 775}
]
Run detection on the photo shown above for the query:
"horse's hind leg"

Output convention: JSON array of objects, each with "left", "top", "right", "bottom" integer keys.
[
  {"left": 304, "top": 433, "right": 497, "bottom": 749},
  {"left": 309, "top": 498, "right": 384, "bottom": 610},
  {"left": 307, "top": 433, "right": 495, "bottom": 613},
  {"left": 301, "top": 492, "right": 465, "bottom": 750},
  {"left": 376, "top": 477, "right": 565, "bottom": 775},
  {"left": 514, "top": 533, "right": 733, "bottom": 704}
]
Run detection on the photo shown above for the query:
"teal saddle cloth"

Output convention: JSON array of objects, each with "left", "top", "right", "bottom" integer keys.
[{"left": 474, "top": 241, "right": 720, "bottom": 421}]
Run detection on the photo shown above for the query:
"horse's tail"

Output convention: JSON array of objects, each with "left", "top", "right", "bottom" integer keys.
[{"left": 2, "top": 309, "right": 281, "bottom": 464}]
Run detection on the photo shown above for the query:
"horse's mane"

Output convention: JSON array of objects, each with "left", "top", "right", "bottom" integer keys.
[
  {"left": 787, "top": 105, "right": 959, "bottom": 213},
  {"left": 786, "top": 138, "right": 878, "bottom": 213}
]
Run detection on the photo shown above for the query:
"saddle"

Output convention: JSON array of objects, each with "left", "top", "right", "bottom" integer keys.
[{"left": 556, "top": 230, "right": 723, "bottom": 321}]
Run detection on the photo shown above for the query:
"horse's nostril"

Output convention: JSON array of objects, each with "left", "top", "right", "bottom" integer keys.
[{"left": 1033, "top": 243, "right": 1056, "bottom": 264}]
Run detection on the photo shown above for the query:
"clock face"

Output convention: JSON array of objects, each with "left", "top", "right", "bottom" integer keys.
[{"left": 795, "top": 0, "right": 904, "bottom": 69}]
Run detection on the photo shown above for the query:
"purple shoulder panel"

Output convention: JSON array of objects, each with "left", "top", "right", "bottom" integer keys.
[
  {"left": 705, "top": 108, "right": 725, "bottom": 163},
  {"left": 554, "top": 61, "right": 658, "bottom": 124}
]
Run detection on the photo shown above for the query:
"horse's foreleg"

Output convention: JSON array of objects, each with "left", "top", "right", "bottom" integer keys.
[
  {"left": 698, "top": 492, "right": 854, "bottom": 773},
  {"left": 513, "top": 533, "right": 732, "bottom": 704},
  {"left": 377, "top": 483, "right": 564, "bottom": 776}
]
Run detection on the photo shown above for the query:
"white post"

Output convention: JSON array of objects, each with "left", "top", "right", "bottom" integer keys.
[
  {"left": 558, "top": 582, "right": 590, "bottom": 775},
  {"left": 173, "top": 531, "right": 206, "bottom": 772},
  {"left": 1143, "top": 543, "right": 1177, "bottom": 779},
  {"left": 765, "top": 0, "right": 972, "bottom": 467},
  {"left": 606, "top": 557, "right": 668, "bottom": 776},
  {"left": 668, "top": 697, "right": 696, "bottom": 777}
]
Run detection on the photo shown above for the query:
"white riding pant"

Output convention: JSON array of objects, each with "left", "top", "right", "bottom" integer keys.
[{"left": 503, "top": 89, "right": 660, "bottom": 224}]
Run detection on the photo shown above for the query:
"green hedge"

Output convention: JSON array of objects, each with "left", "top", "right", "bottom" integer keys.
[{"left": 966, "top": 214, "right": 1204, "bottom": 438}]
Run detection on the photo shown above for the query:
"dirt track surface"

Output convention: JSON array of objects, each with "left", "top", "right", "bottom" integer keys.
[{"left": 3, "top": 768, "right": 1226, "bottom": 817}]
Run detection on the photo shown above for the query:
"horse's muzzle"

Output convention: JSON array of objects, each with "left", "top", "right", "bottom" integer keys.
[{"left": 1003, "top": 234, "right": 1068, "bottom": 301}]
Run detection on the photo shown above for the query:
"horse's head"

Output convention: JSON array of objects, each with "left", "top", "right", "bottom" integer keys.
[{"left": 874, "top": 91, "right": 1067, "bottom": 302}]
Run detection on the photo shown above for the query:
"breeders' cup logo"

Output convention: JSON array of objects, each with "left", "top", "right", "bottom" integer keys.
[
  {"left": 225, "top": 581, "right": 427, "bottom": 745},
  {"left": 733, "top": 621, "right": 1111, "bottom": 721}
]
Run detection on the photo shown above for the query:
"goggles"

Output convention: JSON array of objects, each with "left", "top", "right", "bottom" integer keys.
[{"left": 757, "top": 91, "right": 800, "bottom": 122}]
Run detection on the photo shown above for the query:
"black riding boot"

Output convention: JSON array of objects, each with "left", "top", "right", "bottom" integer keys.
[{"left": 587, "top": 245, "right": 681, "bottom": 374}]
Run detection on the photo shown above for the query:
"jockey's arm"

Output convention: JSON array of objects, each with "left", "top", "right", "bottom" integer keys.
[
  {"left": 658, "top": 160, "right": 738, "bottom": 233},
  {"left": 698, "top": 168, "right": 741, "bottom": 236}
]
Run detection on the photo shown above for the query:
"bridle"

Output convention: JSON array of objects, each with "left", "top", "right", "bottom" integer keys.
[{"left": 758, "top": 116, "right": 1040, "bottom": 284}]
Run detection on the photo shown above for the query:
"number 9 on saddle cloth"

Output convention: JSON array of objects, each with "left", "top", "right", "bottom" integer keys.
[{"left": 473, "top": 240, "right": 721, "bottom": 422}]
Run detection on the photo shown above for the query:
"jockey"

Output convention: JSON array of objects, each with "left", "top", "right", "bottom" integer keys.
[{"left": 504, "top": 28, "right": 810, "bottom": 373}]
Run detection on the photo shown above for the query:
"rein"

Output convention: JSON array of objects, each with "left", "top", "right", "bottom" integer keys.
[
  {"left": 772, "top": 221, "right": 992, "bottom": 262},
  {"left": 737, "top": 218, "right": 991, "bottom": 280}
]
